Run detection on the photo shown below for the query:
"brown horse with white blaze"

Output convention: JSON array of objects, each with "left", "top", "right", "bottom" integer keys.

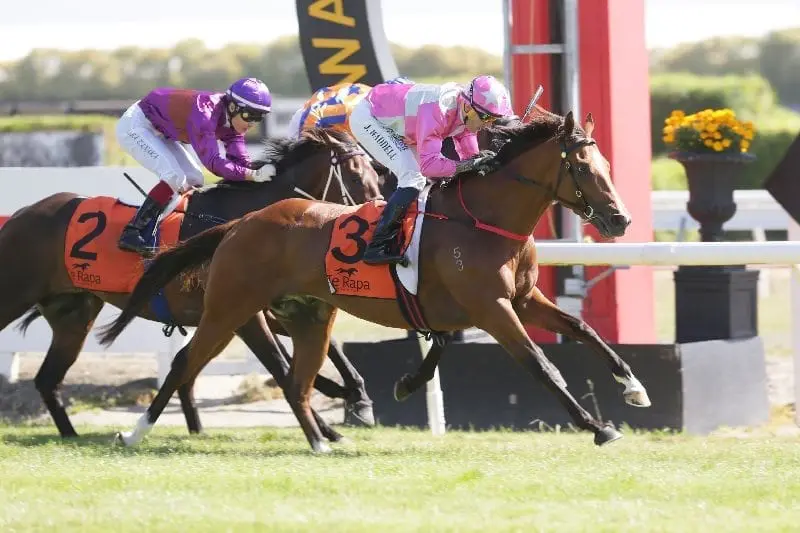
[{"left": 99, "top": 107, "right": 652, "bottom": 452}]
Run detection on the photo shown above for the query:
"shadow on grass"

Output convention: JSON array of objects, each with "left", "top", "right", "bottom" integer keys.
[{"left": 0, "top": 428, "right": 395, "bottom": 458}]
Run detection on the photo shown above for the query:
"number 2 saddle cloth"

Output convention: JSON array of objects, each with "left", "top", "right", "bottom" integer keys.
[{"left": 64, "top": 194, "right": 190, "bottom": 293}]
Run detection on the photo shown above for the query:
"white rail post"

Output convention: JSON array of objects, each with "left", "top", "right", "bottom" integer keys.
[
  {"left": 417, "top": 334, "right": 446, "bottom": 435},
  {"left": 0, "top": 352, "right": 19, "bottom": 383},
  {"left": 790, "top": 220, "right": 800, "bottom": 427}
]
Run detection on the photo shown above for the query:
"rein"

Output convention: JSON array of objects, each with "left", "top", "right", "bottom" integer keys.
[
  {"left": 291, "top": 148, "right": 364, "bottom": 206},
  {"left": 175, "top": 143, "right": 367, "bottom": 226},
  {"left": 425, "top": 137, "right": 598, "bottom": 242}
]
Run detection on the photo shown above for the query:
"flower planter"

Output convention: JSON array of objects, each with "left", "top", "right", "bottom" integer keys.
[
  {"left": 668, "top": 151, "right": 756, "bottom": 242},
  {"left": 668, "top": 151, "right": 759, "bottom": 343}
]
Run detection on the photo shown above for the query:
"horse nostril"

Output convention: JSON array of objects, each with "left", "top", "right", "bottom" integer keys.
[{"left": 611, "top": 213, "right": 631, "bottom": 229}]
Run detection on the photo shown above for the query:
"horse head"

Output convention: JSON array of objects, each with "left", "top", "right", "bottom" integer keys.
[
  {"left": 479, "top": 107, "right": 631, "bottom": 239},
  {"left": 251, "top": 128, "right": 383, "bottom": 205}
]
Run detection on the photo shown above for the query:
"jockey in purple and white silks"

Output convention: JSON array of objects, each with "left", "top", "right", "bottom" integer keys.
[
  {"left": 115, "top": 77, "right": 273, "bottom": 256},
  {"left": 349, "top": 74, "right": 515, "bottom": 265}
]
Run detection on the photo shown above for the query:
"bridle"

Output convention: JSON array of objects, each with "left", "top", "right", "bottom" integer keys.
[
  {"left": 511, "top": 138, "right": 598, "bottom": 221},
  {"left": 291, "top": 146, "right": 367, "bottom": 206},
  {"left": 443, "top": 136, "right": 601, "bottom": 242}
]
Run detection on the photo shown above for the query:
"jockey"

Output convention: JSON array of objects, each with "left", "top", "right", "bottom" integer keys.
[
  {"left": 287, "top": 82, "right": 371, "bottom": 140},
  {"left": 348, "top": 74, "right": 515, "bottom": 265},
  {"left": 115, "top": 77, "right": 273, "bottom": 256},
  {"left": 286, "top": 76, "right": 415, "bottom": 139}
]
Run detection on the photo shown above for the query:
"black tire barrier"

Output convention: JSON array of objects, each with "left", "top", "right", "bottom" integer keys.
[{"left": 343, "top": 336, "right": 770, "bottom": 434}]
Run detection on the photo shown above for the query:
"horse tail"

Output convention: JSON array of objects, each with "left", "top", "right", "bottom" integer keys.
[
  {"left": 97, "top": 221, "right": 235, "bottom": 346},
  {"left": 16, "top": 309, "right": 42, "bottom": 334}
]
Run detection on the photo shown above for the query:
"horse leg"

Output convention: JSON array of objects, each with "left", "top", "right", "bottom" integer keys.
[
  {"left": 116, "top": 318, "right": 236, "bottom": 447},
  {"left": 263, "top": 312, "right": 349, "bottom": 401},
  {"left": 177, "top": 377, "right": 202, "bottom": 434},
  {"left": 115, "top": 262, "right": 289, "bottom": 447},
  {"left": 33, "top": 294, "right": 105, "bottom": 437},
  {"left": 393, "top": 333, "right": 453, "bottom": 402},
  {"left": 514, "top": 287, "right": 651, "bottom": 408},
  {"left": 237, "top": 313, "right": 343, "bottom": 443},
  {"left": 265, "top": 309, "right": 373, "bottom": 428},
  {"left": 281, "top": 302, "right": 340, "bottom": 454},
  {"left": 325, "top": 337, "right": 375, "bottom": 427},
  {"left": 476, "top": 298, "right": 621, "bottom": 446},
  {"left": 0, "top": 268, "right": 95, "bottom": 438}
]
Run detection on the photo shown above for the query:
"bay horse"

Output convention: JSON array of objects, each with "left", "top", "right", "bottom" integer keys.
[
  {"left": 0, "top": 128, "right": 383, "bottom": 440},
  {"left": 99, "top": 107, "right": 652, "bottom": 453}
]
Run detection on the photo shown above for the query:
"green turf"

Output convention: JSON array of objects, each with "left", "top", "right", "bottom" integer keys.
[{"left": 1, "top": 425, "right": 798, "bottom": 532}]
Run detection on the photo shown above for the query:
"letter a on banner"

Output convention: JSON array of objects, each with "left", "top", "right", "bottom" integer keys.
[{"left": 296, "top": 0, "right": 399, "bottom": 89}]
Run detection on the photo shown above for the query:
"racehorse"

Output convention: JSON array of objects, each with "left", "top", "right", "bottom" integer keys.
[
  {"left": 99, "top": 107, "right": 652, "bottom": 453},
  {"left": 0, "top": 128, "right": 383, "bottom": 440}
]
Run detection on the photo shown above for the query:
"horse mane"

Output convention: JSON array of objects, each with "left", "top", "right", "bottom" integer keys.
[
  {"left": 485, "top": 106, "right": 587, "bottom": 166},
  {"left": 428, "top": 107, "right": 587, "bottom": 194},
  {"left": 256, "top": 128, "right": 358, "bottom": 177}
]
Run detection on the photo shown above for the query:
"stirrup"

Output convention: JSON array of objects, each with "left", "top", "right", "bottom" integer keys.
[
  {"left": 362, "top": 243, "right": 405, "bottom": 265},
  {"left": 118, "top": 231, "right": 154, "bottom": 256}
]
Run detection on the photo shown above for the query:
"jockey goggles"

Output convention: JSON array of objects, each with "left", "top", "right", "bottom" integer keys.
[{"left": 233, "top": 105, "right": 266, "bottom": 123}]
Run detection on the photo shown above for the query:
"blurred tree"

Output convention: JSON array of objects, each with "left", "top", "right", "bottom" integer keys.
[
  {"left": 758, "top": 28, "right": 800, "bottom": 106},
  {"left": 650, "top": 36, "right": 760, "bottom": 77},
  {"left": 256, "top": 35, "right": 309, "bottom": 95},
  {"left": 3, "top": 31, "right": 793, "bottom": 103}
]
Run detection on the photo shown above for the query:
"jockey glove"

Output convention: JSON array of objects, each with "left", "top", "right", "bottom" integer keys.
[
  {"left": 245, "top": 166, "right": 275, "bottom": 182},
  {"left": 455, "top": 150, "right": 498, "bottom": 176}
]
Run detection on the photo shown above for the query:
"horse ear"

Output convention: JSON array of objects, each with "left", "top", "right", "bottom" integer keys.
[
  {"left": 584, "top": 112, "right": 595, "bottom": 138},
  {"left": 564, "top": 110, "right": 575, "bottom": 135}
]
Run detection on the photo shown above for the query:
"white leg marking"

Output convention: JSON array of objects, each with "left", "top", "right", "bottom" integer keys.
[
  {"left": 117, "top": 414, "right": 154, "bottom": 447},
  {"left": 614, "top": 374, "right": 652, "bottom": 408}
]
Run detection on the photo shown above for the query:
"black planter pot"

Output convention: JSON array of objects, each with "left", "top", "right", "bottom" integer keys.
[
  {"left": 668, "top": 150, "right": 759, "bottom": 343},
  {"left": 668, "top": 151, "right": 756, "bottom": 242}
]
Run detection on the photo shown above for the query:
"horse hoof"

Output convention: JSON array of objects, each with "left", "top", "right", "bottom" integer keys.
[
  {"left": 625, "top": 389, "right": 652, "bottom": 408},
  {"left": 345, "top": 400, "right": 375, "bottom": 427},
  {"left": 594, "top": 425, "right": 623, "bottom": 446},
  {"left": 312, "top": 441, "right": 333, "bottom": 454},
  {"left": 112, "top": 432, "right": 127, "bottom": 447},
  {"left": 393, "top": 375, "right": 412, "bottom": 402}
]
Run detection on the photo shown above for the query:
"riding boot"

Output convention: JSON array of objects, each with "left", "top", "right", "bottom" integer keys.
[
  {"left": 362, "top": 186, "right": 419, "bottom": 266},
  {"left": 118, "top": 196, "right": 167, "bottom": 256}
]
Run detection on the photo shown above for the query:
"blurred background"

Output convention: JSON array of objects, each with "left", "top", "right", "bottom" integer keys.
[{"left": 2, "top": 0, "right": 798, "bottom": 189}]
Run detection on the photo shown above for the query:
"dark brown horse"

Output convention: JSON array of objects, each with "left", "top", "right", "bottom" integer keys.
[
  {"left": 0, "top": 128, "right": 384, "bottom": 440},
  {"left": 99, "top": 107, "right": 652, "bottom": 453}
]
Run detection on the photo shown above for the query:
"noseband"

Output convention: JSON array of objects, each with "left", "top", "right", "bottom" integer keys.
[
  {"left": 510, "top": 138, "right": 598, "bottom": 221},
  {"left": 291, "top": 146, "right": 366, "bottom": 206}
]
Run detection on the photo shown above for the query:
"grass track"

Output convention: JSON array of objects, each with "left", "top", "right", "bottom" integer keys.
[{"left": 1, "top": 425, "right": 799, "bottom": 532}]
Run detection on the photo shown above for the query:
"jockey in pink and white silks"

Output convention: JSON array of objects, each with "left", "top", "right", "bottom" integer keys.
[
  {"left": 349, "top": 74, "right": 515, "bottom": 265},
  {"left": 115, "top": 77, "right": 273, "bottom": 256}
]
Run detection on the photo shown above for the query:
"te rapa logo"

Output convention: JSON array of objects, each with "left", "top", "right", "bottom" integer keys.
[{"left": 335, "top": 267, "right": 359, "bottom": 276}]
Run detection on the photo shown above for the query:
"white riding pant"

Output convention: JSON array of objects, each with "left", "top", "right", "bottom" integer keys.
[
  {"left": 349, "top": 99, "right": 427, "bottom": 191},
  {"left": 287, "top": 107, "right": 304, "bottom": 140},
  {"left": 116, "top": 101, "right": 205, "bottom": 194}
]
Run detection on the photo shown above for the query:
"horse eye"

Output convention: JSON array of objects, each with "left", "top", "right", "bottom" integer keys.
[{"left": 578, "top": 164, "right": 591, "bottom": 175}]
